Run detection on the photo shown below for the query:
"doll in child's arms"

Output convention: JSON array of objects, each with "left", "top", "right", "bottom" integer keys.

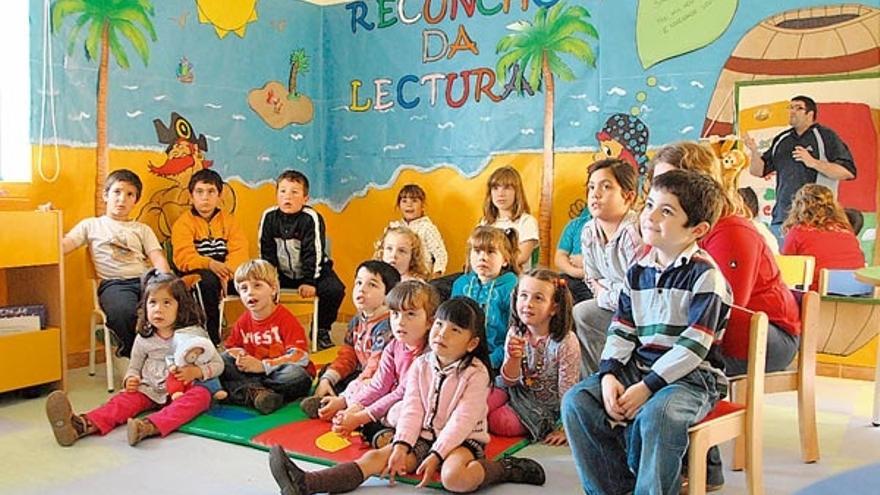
[{"left": 166, "top": 334, "right": 227, "bottom": 401}]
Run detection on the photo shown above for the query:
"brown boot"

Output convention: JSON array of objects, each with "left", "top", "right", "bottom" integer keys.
[
  {"left": 127, "top": 417, "right": 160, "bottom": 446},
  {"left": 249, "top": 387, "right": 284, "bottom": 415},
  {"left": 46, "top": 390, "right": 96, "bottom": 446}
]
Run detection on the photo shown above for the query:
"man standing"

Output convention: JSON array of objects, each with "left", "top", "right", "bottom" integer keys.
[{"left": 745, "top": 95, "right": 856, "bottom": 243}]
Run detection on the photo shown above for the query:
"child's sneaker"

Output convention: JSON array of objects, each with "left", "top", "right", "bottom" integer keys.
[
  {"left": 500, "top": 456, "right": 546, "bottom": 485},
  {"left": 46, "top": 390, "right": 95, "bottom": 446},
  {"left": 300, "top": 395, "right": 322, "bottom": 419}
]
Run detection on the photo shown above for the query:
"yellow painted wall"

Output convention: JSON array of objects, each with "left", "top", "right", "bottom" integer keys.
[
  {"left": 4, "top": 145, "right": 593, "bottom": 361},
  {"left": 9, "top": 144, "right": 875, "bottom": 371}
]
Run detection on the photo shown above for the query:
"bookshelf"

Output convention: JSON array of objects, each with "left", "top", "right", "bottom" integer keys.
[{"left": 0, "top": 210, "right": 66, "bottom": 393}]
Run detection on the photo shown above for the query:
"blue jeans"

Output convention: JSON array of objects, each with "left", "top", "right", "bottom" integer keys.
[
  {"left": 220, "top": 353, "right": 312, "bottom": 402},
  {"left": 562, "top": 360, "right": 721, "bottom": 495}
]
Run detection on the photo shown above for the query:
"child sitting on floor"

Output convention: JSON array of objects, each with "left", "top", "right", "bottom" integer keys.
[
  {"left": 451, "top": 226, "right": 520, "bottom": 370},
  {"left": 270, "top": 297, "right": 546, "bottom": 494},
  {"left": 220, "top": 260, "right": 314, "bottom": 415},
  {"left": 488, "top": 269, "right": 580, "bottom": 445},
  {"left": 300, "top": 260, "right": 401, "bottom": 420},
  {"left": 331, "top": 280, "right": 440, "bottom": 448},
  {"left": 46, "top": 273, "right": 221, "bottom": 447}
]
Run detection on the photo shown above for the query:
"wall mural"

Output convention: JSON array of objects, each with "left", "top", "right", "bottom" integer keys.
[{"left": 35, "top": 0, "right": 879, "bottom": 250}]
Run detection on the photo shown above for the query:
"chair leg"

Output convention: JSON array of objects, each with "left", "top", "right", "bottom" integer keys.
[
  {"left": 687, "top": 434, "right": 709, "bottom": 495},
  {"left": 311, "top": 297, "right": 320, "bottom": 353},
  {"left": 730, "top": 380, "right": 747, "bottom": 471},
  {"left": 103, "top": 325, "right": 114, "bottom": 393},
  {"left": 874, "top": 343, "right": 880, "bottom": 427},
  {"left": 745, "top": 427, "right": 764, "bottom": 495},
  {"left": 797, "top": 373, "right": 820, "bottom": 462},
  {"left": 88, "top": 317, "right": 97, "bottom": 376}
]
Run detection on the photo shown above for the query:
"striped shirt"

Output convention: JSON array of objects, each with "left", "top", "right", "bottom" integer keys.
[{"left": 599, "top": 244, "right": 732, "bottom": 393}]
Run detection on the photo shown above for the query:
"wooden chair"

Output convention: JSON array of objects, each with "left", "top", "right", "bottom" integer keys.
[
  {"left": 730, "top": 291, "right": 821, "bottom": 468},
  {"left": 687, "top": 307, "right": 768, "bottom": 495},
  {"left": 775, "top": 254, "right": 815, "bottom": 290},
  {"left": 816, "top": 269, "right": 880, "bottom": 426},
  {"left": 85, "top": 250, "right": 115, "bottom": 393},
  {"left": 220, "top": 290, "right": 320, "bottom": 352}
]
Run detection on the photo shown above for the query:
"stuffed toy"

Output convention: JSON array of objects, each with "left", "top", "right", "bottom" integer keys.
[{"left": 166, "top": 334, "right": 227, "bottom": 401}]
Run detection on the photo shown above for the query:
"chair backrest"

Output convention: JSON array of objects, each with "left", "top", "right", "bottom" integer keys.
[
  {"left": 818, "top": 269, "right": 877, "bottom": 297},
  {"left": 85, "top": 248, "right": 105, "bottom": 319},
  {"left": 732, "top": 305, "right": 768, "bottom": 425},
  {"left": 815, "top": 269, "right": 880, "bottom": 356},
  {"left": 775, "top": 254, "right": 815, "bottom": 290}
]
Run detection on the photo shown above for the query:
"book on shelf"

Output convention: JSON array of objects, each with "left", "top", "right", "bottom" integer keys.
[
  {"left": 0, "top": 315, "right": 42, "bottom": 334},
  {"left": 0, "top": 304, "right": 47, "bottom": 328}
]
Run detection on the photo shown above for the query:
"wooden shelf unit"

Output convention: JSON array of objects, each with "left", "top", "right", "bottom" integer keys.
[{"left": 0, "top": 210, "right": 66, "bottom": 393}]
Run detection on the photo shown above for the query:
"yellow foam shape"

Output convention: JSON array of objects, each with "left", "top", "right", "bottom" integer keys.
[{"left": 315, "top": 431, "right": 351, "bottom": 453}]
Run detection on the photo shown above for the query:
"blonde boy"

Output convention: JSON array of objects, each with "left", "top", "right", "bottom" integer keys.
[
  {"left": 62, "top": 169, "right": 170, "bottom": 357},
  {"left": 221, "top": 260, "right": 314, "bottom": 414}
]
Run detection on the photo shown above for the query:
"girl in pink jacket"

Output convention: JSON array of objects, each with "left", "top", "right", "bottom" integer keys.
[
  {"left": 331, "top": 280, "right": 440, "bottom": 447},
  {"left": 270, "top": 297, "right": 546, "bottom": 493}
]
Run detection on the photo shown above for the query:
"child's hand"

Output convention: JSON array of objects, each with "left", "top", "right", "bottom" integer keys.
[
  {"left": 543, "top": 428, "right": 568, "bottom": 446},
  {"left": 383, "top": 444, "right": 410, "bottom": 485},
  {"left": 618, "top": 381, "right": 652, "bottom": 419},
  {"left": 506, "top": 333, "right": 526, "bottom": 359},
  {"left": 235, "top": 354, "right": 264, "bottom": 374},
  {"left": 332, "top": 409, "right": 369, "bottom": 435},
  {"left": 125, "top": 376, "right": 141, "bottom": 392},
  {"left": 318, "top": 396, "right": 347, "bottom": 421},
  {"left": 313, "top": 379, "right": 335, "bottom": 398},
  {"left": 298, "top": 284, "right": 316, "bottom": 298},
  {"left": 225, "top": 348, "right": 246, "bottom": 359},
  {"left": 600, "top": 374, "right": 626, "bottom": 421},
  {"left": 173, "top": 364, "right": 203, "bottom": 383},
  {"left": 208, "top": 260, "right": 233, "bottom": 280},
  {"left": 415, "top": 453, "right": 441, "bottom": 488}
]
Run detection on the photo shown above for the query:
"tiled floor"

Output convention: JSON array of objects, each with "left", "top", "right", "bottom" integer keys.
[{"left": 1, "top": 368, "right": 878, "bottom": 494}]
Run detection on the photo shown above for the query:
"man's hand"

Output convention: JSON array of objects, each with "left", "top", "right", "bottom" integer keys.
[
  {"left": 618, "top": 381, "right": 652, "bottom": 419},
  {"left": 792, "top": 146, "right": 817, "bottom": 167},
  {"left": 743, "top": 132, "right": 759, "bottom": 153},
  {"left": 298, "top": 284, "right": 316, "bottom": 298},
  {"left": 601, "top": 374, "right": 626, "bottom": 421}
]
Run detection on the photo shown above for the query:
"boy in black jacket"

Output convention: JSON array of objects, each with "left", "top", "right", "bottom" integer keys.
[{"left": 258, "top": 170, "right": 345, "bottom": 350}]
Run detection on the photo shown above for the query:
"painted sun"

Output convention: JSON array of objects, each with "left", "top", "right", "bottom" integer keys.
[{"left": 195, "top": 0, "right": 259, "bottom": 39}]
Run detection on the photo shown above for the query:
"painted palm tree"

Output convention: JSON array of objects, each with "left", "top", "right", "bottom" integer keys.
[
  {"left": 496, "top": 2, "right": 597, "bottom": 265},
  {"left": 51, "top": 0, "right": 157, "bottom": 215},
  {"left": 288, "top": 48, "right": 310, "bottom": 98}
]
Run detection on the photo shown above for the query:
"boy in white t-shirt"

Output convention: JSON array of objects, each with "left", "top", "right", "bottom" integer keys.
[{"left": 63, "top": 169, "right": 170, "bottom": 357}]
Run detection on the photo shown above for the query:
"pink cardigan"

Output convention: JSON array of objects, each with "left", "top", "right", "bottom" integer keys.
[
  {"left": 393, "top": 352, "right": 491, "bottom": 459},
  {"left": 346, "top": 339, "right": 424, "bottom": 422}
]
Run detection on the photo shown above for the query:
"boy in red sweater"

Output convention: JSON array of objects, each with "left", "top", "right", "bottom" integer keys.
[{"left": 221, "top": 260, "right": 315, "bottom": 414}]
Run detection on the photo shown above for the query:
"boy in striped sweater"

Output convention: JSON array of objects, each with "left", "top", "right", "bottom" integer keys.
[{"left": 562, "top": 169, "right": 732, "bottom": 495}]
